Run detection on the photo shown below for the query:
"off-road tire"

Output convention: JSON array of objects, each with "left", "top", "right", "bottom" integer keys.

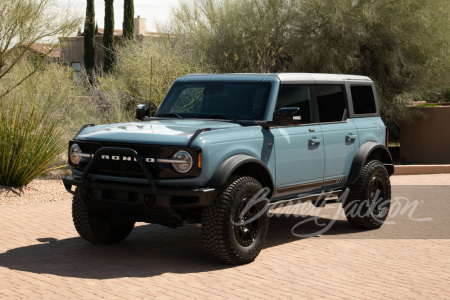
[
  {"left": 202, "top": 176, "right": 269, "bottom": 265},
  {"left": 343, "top": 160, "right": 391, "bottom": 229},
  {"left": 72, "top": 189, "right": 135, "bottom": 244}
]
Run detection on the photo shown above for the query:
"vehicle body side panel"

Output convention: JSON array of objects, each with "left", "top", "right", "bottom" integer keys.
[
  {"left": 352, "top": 117, "right": 386, "bottom": 146},
  {"left": 320, "top": 119, "right": 360, "bottom": 181},
  {"left": 271, "top": 124, "right": 324, "bottom": 189}
]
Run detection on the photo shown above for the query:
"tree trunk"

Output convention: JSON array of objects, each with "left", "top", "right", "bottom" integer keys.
[
  {"left": 103, "top": 0, "right": 115, "bottom": 73},
  {"left": 84, "top": 0, "right": 96, "bottom": 78}
]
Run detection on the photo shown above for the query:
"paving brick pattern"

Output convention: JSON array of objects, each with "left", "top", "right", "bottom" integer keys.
[{"left": 0, "top": 175, "right": 449, "bottom": 299}]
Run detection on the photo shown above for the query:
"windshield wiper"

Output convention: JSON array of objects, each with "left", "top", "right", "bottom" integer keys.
[{"left": 158, "top": 113, "right": 183, "bottom": 119}]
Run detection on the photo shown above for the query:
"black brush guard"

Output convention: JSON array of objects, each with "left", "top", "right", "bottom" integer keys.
[{"left": 63, "top": 147, "right": 216, "bottom": 226}]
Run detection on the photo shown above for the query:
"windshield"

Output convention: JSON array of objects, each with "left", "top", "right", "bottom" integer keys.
[{"left": 157, "top": 81, "right": 272, "bottom": 120}]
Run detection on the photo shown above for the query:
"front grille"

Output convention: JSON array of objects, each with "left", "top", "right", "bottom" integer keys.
[
  {"left": 92, "top": 153, "right": 161, "bottom": 178},
  {"left": 78, "top": 142, "right": 162, "bottom": 179},
  {"left": 81, "top": 142, "right": 162, "bottom": 158},
  {"left": 71, "top": 141, "right": 201, "bottom": 179}
]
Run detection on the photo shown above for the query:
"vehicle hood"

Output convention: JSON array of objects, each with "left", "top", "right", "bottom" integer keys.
[{"left": 74, "top": 119, "right": 242, "bottom": 145}]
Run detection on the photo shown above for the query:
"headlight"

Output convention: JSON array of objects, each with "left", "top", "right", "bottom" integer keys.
[
  {"left": 172, "top": 150, "right": 193, "bottom": 173},
  {"left": 70, "top": 144, "right": 82, "bottom": 165}
]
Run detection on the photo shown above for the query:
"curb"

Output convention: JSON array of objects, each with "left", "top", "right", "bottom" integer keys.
[{"left": 393, "top": 165, "right": 450, "bottom": 175}]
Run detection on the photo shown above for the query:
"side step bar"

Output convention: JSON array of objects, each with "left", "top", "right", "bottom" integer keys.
[{"left": 269, "top": 189, "right": 347, "bottom": 208}]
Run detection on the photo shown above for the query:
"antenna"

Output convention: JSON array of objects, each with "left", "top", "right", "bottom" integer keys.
[{"left": 149, "top": 56, "right": 153, "bottom": 109}]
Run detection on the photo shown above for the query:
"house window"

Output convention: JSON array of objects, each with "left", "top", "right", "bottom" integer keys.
[{"left": 71, "top": 62, "right": 81, "bottom": 80}]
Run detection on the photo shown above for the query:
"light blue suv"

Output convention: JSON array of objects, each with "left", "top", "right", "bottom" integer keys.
[{"left": 64, "top": 73, "right": 394, "bottom": 264}]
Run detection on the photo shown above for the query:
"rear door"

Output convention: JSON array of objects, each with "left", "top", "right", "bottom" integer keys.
[{"left": 315, "top": 85, "right": 360, "bottom": 187}]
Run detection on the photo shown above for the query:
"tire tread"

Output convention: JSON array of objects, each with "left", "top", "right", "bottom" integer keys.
[
  {"left": 344, "top": 160, "right": 391, "bottom": 229},
  {"left": 202, "top": 176, "right": 268, "bottom": 264}
]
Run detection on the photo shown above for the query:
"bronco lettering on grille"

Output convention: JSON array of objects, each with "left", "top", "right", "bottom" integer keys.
[{"left": 100, "top": 155, "right": 155, "bottom": 163}]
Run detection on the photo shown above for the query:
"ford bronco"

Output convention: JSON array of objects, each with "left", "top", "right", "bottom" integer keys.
[{"left": 63, "top": 73, "right": 394, "bottom": 264}]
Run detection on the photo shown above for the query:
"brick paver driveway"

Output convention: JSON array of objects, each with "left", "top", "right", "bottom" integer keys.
[{"left": 0, "top": 175, "right": 449, "bottom": 299}]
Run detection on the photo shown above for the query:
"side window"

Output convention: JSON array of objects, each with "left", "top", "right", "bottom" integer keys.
[
  {"left": 351, "top": 85, "right": 377, "bottom": 114},
  {"left": 315, "top": 85, "right": 346, "bottom": 123},
  {"left": 276, "top": 85, "right": 312, "bottom": 124}
]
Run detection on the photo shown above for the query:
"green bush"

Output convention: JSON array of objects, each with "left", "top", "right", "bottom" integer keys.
[
  {"left": 103, "top": 39, "right": 212, "bottom": 114},
  {"left": 0, "top": 61, "right": 82, "bottom": 187},
  {"left": 172, "top": 0, "right": 295, "bottom": 73},
  {"left": 88, "top": 76, "right": 137, "bottom": 124},
  {"left": 415, "top": 103, "right": 440, "bottom": 107},
  {"left": 413, "top": 88, "right": 450, "bottom": 104},
  {"left": 0, "top": 97, "right": 65, "bottom": 187}
]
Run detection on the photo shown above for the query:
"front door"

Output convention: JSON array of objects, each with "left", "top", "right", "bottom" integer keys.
[{"left": 271, "top": 85, "right": 324, "bottom": 197}]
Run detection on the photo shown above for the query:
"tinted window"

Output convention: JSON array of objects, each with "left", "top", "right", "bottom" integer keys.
[
  {"left": 351, "top": 85, "right": 377, "bottom": 114},
  {"left": 316, "top": 85, "right": 347, "bottom": 123},
  {"left": 158, "top": 82, "right": 271, "bottom": 120},
  {"left": 276, "top": 85, "right": 312, "bottom": 124}
]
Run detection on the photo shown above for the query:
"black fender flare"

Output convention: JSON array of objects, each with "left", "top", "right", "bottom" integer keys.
[
  {"left": 207, "top": 154, "right": 275, "bottom": 196},
  {"left": 347, "top": 142, "right": 394, "bottom": 185}
]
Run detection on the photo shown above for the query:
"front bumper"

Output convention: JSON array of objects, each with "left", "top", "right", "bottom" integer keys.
[
  {"left": 63, "top": 175, "right": 217, "bottom": 209},
  {"left": 63, "top": 175, "right": 216, "bottom": 227},
  {"left": 63, "top": 146, "right": 216, "bottom": 227}
]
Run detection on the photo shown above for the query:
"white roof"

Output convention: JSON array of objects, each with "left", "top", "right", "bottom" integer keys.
[
  {"left": 275, "top": 73, "right": 372, "bottom": 84},
  {"left": 181, "top": 73, "right": 372, "bottom": 84}
]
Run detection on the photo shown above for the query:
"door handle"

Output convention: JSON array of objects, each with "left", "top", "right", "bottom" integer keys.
[
  {"left": 309, "top": 137, "right": 322, "bottom": 146},
  {"left": 346, "top": 134, "right": 358, "bottom": 141}
]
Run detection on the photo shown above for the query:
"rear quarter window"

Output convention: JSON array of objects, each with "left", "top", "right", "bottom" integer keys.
[{"left": 351, "top": 85, "right": 377, "bottom": 114}]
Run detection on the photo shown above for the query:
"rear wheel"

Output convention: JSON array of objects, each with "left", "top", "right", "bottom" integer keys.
[
  {"left": 343, "top": 160, "right": 391, "bottom": 229},
  {"left": 202, "top": 176, "right": 269, "bottom": 264},
  {"left": 72, "top": 189, "right": 135, "bottom": 244}
]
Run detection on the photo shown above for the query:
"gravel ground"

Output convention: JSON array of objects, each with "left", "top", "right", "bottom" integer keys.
[
  {"left": 0, "top": 178, "right": 72, "bottom": 206},
  {"left": 1, "top": 173, "right": 449, "bottom": 206}
]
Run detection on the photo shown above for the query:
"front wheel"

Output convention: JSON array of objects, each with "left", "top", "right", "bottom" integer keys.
[
  {"left": 72, "top": 189, "right": 135, "bottom": 244},
  {"left": 343, "top": 160, "right": 391, "bottom": 229},
  {"left": 202, "top": 176, "right": 269, "bottom": 264}
]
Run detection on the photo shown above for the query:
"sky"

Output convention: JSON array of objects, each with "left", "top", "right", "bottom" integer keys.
[{"left": 61, "top": 0, "right": 182, "bottom": 32}]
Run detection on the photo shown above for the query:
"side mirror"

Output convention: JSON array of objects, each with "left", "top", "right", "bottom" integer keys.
[
  {"left": 262, "top": 107, "right": 300, "bottom": 129},
  {"left": 136, "top": 104, "right": 150, "bottom": 121},
  {"left": 273, "top": 107, "right": 300, "bottom": 126}
]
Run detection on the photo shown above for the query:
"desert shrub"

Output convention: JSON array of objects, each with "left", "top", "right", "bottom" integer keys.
[
  {"left": 172, "top": 0, "right": 296, "bottom": 73},
  {"left": 0, "top": 61, "right": 83, "bottom": 187},
  {"left": 0, "top": 97, "right": 65, "bottom": 187},
  {"left": 87, "top": 76, "right": 136, "bottom": 124},
  {"left": 410, "top": 88, "right": 450, "bottom": 104},
  {"left": 98, "top": 39, "right": 211, "bottom": 116}
]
